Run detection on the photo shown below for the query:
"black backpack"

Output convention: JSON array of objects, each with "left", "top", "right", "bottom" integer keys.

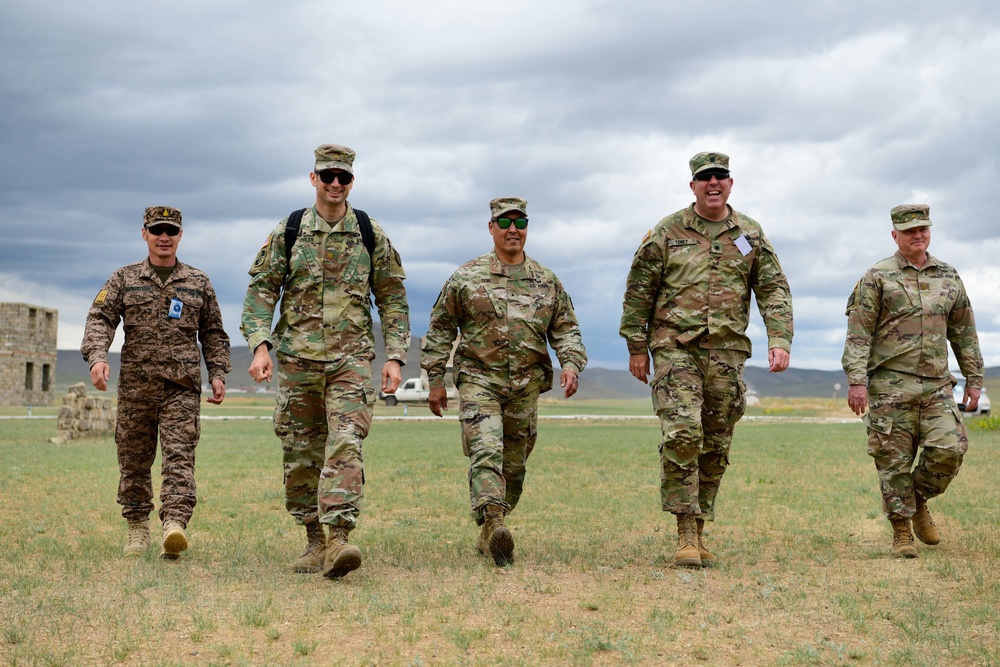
[{"left": 283, "top": 207, "right": 376, "bottom": 290}]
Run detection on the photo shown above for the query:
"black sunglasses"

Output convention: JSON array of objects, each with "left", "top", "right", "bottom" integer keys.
[
  {"left": 693, "top": 170, "right": 730, "bottom": 182},
  {"left": 147, "top": 224, "right": 180, "bottom": 237},
  {"left": 494, "top": 217, "right": 528, "bottom": 230},
  {"left": 316, "top": 170, "right": 354, "bottom": 185}
]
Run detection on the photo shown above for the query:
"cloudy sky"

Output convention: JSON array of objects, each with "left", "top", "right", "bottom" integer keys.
[{"left": 2, "top": 0, "right": 998, "bottom": 374}]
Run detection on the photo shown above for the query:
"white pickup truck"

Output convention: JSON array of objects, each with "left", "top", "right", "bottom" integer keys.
[{"left": 380, "top": 377, "right": 457, "bottom": 406}]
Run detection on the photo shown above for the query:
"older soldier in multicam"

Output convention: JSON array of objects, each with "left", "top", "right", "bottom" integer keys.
[
  {"left": 82, "top": 206, "right": 231, "bottom": 560},
  {"left": 620, "top": 152, "right": 793, "bottom": 568},
  {"left": 241, "top": 144, "right": 410, "bottom": 579},
  {"left": 421, "top": 197, "right": 587, "bottom": 566},
  {"left": 843, "top": 204, "right": 983, "bottom": 559}
]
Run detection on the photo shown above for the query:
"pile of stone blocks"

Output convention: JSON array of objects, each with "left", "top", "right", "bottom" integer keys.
[{"left": 51, "top": 382, "right": 115, "bottom": 443}]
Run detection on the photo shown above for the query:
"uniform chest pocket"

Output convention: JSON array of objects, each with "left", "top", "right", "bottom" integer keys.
[
  {"left": 465, "top": 286, "right": 500, "bottom": 322},
  {"left": 664, "top": 238, "right": 705, "bottom": 286},
  {"left": 122, "top": 290, "right": 157, "bottom": 326},
  {"left": 172, "top": 292, "right": 204, "bottom": 329}
]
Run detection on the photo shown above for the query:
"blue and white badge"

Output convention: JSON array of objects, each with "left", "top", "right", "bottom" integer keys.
[{"left": 168, "top": 298, "right": 184, "bottom": 319}]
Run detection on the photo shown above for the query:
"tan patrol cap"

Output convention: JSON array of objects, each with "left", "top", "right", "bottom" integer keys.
[
  {"left": 314, "top": 144, "right": 356, "bottom": 174},
  {"left": 689, "top": 152, "right": 730, "bottom": 176},
  {"left": 143, "top": 206, "right": 182, "bottom": 228},
  {"left": 489, "top": 197, "right": 528, "bottom": 218},
  {"left": 890, "top": 204, "right": 932, "bottom": 230}
]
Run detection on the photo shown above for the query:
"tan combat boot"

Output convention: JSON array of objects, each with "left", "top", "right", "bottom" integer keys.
[
  {"left": 475, "top": 520, "right": 491, "bottom": 556},
  {"left": 674, "top": 514, "right": 702, "bottom": 568},
  {"left": 912, "top": 496, "right": 941, "bottom": 545},
  {"left": 322, "top": 526, "right": 362, "bottom": 579},
  {"left": 696, "top": 518, "right": 717, "bottom": 565},
  {"left": 890, "top": 519, "right": 918, "bottom": 558},
  {"left": 483, "top": 504, "right": 514, "bottom": 566},
  {"left": 161, "top": 520, "right": 188, "bottom": 560},
  {"left": 292, "top": 522, "right": 327, "bottom": 573},
  {"left": 123, "top": 520, "right": 151, "bottom": 557}
]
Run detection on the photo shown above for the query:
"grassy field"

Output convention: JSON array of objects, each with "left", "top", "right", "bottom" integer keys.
[{"left": 1, "top": 402, "right": 998, "bottom": 666}]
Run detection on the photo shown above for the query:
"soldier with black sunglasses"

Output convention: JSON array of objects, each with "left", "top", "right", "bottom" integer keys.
[{"left": 82, "top": 206, "right": 232, "bottom": 561}]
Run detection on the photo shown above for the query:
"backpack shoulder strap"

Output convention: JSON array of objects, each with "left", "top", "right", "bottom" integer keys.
[
  {"left": 283, "top": 208, "right": 307, "bottom": 285},
  {"left": 353, "top": 208, "right": 376, "bottom": 288}
]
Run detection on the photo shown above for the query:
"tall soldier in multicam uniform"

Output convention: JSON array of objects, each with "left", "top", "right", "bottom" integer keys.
[
  {"left": 241, "top": 144, "right": 410, "bottom": 579},
  {"left": 82, "top": 206, "right": 231, "bottom": 560},
  {"left": 842, "top": 204, "right": 983, "bottom": 559},
  {"left": 421, "top": 197, "right": 587, "bottom": 566},
  {"left": 620, "top": 152, "right": 793, "bottom": 568}
]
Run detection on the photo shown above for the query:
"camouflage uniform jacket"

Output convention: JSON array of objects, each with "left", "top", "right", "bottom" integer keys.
[
  {"left": 241, "top": 204, "right": 410, "bottom": 362},
  {"left": 842, "top": 251, "right": 983, "bottom": 388},
  {"left": 422, "top": 250, "right": 587, "bottom": 394},
  {"left": 620, "top": 204, "right": 793, "bottom": 357},
  {"left": 81, "top": 259, "right": 231, "bottom": 397}
]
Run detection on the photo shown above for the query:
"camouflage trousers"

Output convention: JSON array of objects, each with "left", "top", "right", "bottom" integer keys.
[
  {"left": 458, "top": 382, "right": 539, "bottom": 524},
  {"left": 865, "top": 369, "right": 968, "bottom": 520},
  {"left": 115, "top": 380, "right": 201, "bottom": 525},
  {"left": 650, "top": 346, "right": 748, "bottom": 520},
  {"left": 274, "top": 353, "right": 374, "bottom": 530}
]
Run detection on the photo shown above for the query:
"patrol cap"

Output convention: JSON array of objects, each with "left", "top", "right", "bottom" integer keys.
[
  {"left": 890, "top": 204, "right": 932, "bottom": 231},
  {"left": 689, "top": 152, "right": 730, "bottom": 177},
  {"left": 314, "top": 144, "right": 356, "bottom": 174},
  {"left": 489, "top": 197, "right": 528, "bottom": 218},
  {"left": 143, "top": 206, "right": 182, "bottom": 229}
]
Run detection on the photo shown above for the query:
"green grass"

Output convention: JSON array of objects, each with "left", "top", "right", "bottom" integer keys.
[{"left": 1, "top": 405, "right": 998, "bottom": 665}]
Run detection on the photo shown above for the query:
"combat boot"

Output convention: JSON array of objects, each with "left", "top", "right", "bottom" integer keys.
[
  {"left": 912, "top": 496, "right": 941, "bottom": 545},
  {"left": 890, "top": 519, "right": 918, "bottom": 558},
  {"left": 475, "top": 520, "right": 491, "bottom": 556},
  {"left": 322, "top": 526, "right": 362, "bottom": 579},
  {"left": 696, "top": 518, "right": 717, "bottom": 565},
  {"left": 292, "top": 522, "right": 327, "bottom": 574},
  {"left": 160, "top": 520, "right": 188, "bottom": 560},
  {"left": 674, "top": 514, "right": 702, "bottom": 568},
  {"left": 483, "top": 504, "right": 514, "bottom": 566},
  {"left": 123, "top": 519, "right": 151, "bottom": 557}
]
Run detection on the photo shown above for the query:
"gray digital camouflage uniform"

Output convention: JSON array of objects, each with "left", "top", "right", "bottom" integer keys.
[
  {"left": 620, "top": 204, "right": 793, "bottom": 520},
  {"left": 843, "top": 250, "right": 983, "bottom": 520},
  {"left": 421, "top": 250, "right": 587, "bottom": 523},
  {"left": 241, "top": 204, "right": 410, "bottom": 530},
  {"left": 81, "top": 259, "right": 231, "bottom": 525}
]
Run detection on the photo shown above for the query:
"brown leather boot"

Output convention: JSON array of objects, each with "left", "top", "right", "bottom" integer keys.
[
  {"left": 483, "top": 504, "right": 514, "bottom": 566},
  {"left": 292, "top": 522, "right": 327, "bottom": 573},
  {"left": 674, "top": 515, "right": 702, "bottom": 568},
  {"left": 475, "top": 520, "right": 491, "bottom": 555},
  {"left": 123, "top": 520, "right": 151, "bottom": 557},
  {"left": 696, "top": 518, "right": 717, "bottom": 565},
  {"left": 912, "top": 496, "right": 941, "bottom": 545},
  {"left": 890, "top": 519, "right": 918, "bottom": 558},
  {"left": 322, "top": 526, "right": 362, "bottom": 579},
  {"left": 160, "top": 520, "right": 188, "bottom": 560}
]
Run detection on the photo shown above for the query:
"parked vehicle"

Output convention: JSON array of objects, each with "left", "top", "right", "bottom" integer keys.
[
  {"left": 380, "top": 377, "right": 456, "bottom": 406},
  {"left": 953, "top": 385, "right": 991, "bottom": 416}
]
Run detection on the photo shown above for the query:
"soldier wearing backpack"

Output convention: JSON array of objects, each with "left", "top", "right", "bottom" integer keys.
[{"left": 240, "top": 144, "right": 410, "bottom": 579}]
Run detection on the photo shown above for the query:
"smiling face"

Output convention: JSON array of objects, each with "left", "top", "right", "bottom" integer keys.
[
  {"left": 891, "top": 225, "right": 931, "bottom": 264},
  {"left": 690, "top": 171, "right": 733, "bottom": 221},
  {"left": 489, "top": 209, "right": 528, "bottom": 263},
  {"left": 142, "top": 225, "right": 182, "bottom": 267},
  {"left": 310, "top": 168, "right": 354, "bottom": 219}
]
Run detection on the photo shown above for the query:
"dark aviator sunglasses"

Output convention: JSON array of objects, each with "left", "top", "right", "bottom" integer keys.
[
  {"left": 147, "top": 224, "right": 180, "bottom": 237},
  {"left": 316, "top": 170, "right": 354, "bottom": 185}
]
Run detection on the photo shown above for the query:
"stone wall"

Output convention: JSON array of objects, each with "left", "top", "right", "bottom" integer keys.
[
  {"left": 51, "top": 382, "right": 116, "bottom": 443},
  {"left": 0, "top": 302, "right": 58, "bottom": 406}
]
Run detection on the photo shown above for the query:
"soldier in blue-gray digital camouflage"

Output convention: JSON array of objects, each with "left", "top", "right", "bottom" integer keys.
[
  {"left": 421, "top": 196, "right": 587, "bottom": 566},
  {"left": 241, "top": 144, "right": 410, "bottom": 579},
  {"left": 82, "top": 205, "right": 231, "bottom": 561},
  {"left": 843, "top": 204, "right": 983, "bottom": 558},
  {"left": 620, "top": 152, "right": 793, "bottom": 568}
]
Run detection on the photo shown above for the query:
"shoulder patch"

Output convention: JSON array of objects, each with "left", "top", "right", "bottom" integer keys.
[
  {"left": 251, "top": 237, "right": 271, "bottom": 272},
  {"left": 641, "top": 228, "right": 652, "bottom": 244},
  {"left": 93, "top": 288, "right": 108, "bottom": 306}
]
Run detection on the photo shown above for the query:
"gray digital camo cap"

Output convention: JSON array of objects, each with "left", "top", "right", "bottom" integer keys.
[
  {"left": 314, "top": 144, "right": 356, "bottom": 174},
  {"left": 489, "top": 197, "right": 528, "bottom": 218},
  {"left": 689, "top": 152, "right": 731, "bottom": 176},
  {"left": 143, "top": 206, "right": 182, "bottom": 228},
  {"left": 890, "top": 204, "right": 933, "bottom": 230}
]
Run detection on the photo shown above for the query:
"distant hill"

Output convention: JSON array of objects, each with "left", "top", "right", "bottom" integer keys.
[{"left": 57, "top": 347, "right": 999, "bottom": 400}]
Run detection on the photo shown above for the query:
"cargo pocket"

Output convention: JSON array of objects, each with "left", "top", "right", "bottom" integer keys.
[
  {"left": 863, "top": 412, "right": 893, "bottom": 456},
  {"left": 459, "top": 403, "right": 480, "bottom": 457},
  {"left": 650, "top": 359, "right": 674, "bottom": 415}
]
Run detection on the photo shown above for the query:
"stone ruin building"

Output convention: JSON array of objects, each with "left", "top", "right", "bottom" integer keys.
[{"left": 0, "top": 302, "right": 58, "bottom": 406}]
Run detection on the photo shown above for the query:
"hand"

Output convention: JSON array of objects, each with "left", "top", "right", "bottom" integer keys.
[
  {"left": 768, "top": 348, "right": 790, "bottom": 373},
  {"left": 629, "top": 353, "right": 650, "bottom": 384},
  {"left": 560, "top": 369, "right": 579, "bottom": 398},
  {"left": 249, "top": 344, "right": 273, "bottom": 384},
  {"left": 964, "top": 386, "right": 982, "bottom": 412},
  {"left": 428, "top": 387, "right": 448, "bottom": 417},
  {"left": 90, "top": 362, "right": 110, "bottom": 392},
  {"left": 206, "top": 378, "right": 226, "bottom": 405},
  {"left": 847, "top": 384, "right": 868, "bottom": 416},
  {"left": 381, "top": 360, "right": 402, "bottom": 394}
]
